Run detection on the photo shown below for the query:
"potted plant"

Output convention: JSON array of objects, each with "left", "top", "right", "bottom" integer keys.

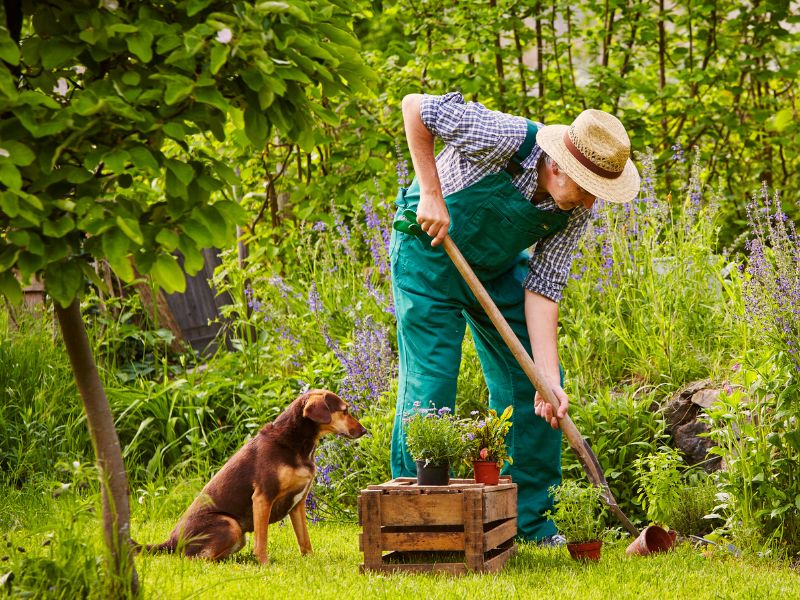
[
  {"left": 465, "top": 406, "right": 513, "bottom": 485},
  {"left": 545, "top": 480, "right": 606, "bottom": 561},
  {"left": 404, "top": 403, "right": 468, "bottom": 485}
]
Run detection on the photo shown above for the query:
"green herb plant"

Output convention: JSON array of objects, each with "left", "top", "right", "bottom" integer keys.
[
  {"left": 546, "top": 480, "right": 606, "bottom": 543},
  {"left": 404, "top": 403, "right": 467, "bottom": 467}
]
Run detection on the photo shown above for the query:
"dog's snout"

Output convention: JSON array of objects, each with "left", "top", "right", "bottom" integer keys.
[{"left": 348, "top": 417, "right": 368, "bottom": 438}]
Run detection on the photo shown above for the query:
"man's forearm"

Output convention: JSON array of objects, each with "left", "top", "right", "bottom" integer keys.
[
  {"left": 525, "top": 290, "right": 561, "bottom": 386},
  {"left": 401, "top": 94, "right": 442, "bottom": 196}
]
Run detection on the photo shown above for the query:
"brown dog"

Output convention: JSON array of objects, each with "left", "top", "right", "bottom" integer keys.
[{"left": 144, "top": 389, "right": 367, "bottom": 563}]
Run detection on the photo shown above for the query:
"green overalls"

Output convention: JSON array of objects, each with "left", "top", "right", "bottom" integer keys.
[{"left": 389, "top": 121, "right": 570, "bottom": 541}]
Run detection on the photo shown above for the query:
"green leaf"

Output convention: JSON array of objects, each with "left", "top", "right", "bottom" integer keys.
[
  {"left": 165, "top": 169, "right": 187, "bottom": 199},
  {"left": 162, "top": 121, "right": 186, "bottom": 140},
  {"left": 0, "top": 245, "right": 20, "bottom": 271},
  {"left": 106, "top": 24, "right": 139, "bottom": 34},
  {"left": 121, "top": 71, "right": 141, "bottom": 86},
  {"left": 43, "top": 215, "right": 75, "bottom": 238},
  {"left": 101, "top": 149, "right": 130, "bottom": 174},
  {"left": 151, "top": 253, "right": 186, "bottom": 294},
  {"left": 156, "top": 229, "right": 180, "bottom": 251},
  {"left": 0, "top": 162, "right": 21, "bottom": 189},
  {"left": 0, "top": 270, "right": 22, "bottom": 305},
  {"left": 195, "top": 205, "right": 229, "bottom": 246},
  {"left": 256, "top": 1, "right": 311, "bottom": 22},
  {"left": 164, "top": 77, "right": 195, "bottom": 105},
  {"left": 0, "top": 140, "right": 36, "bottom": 167},
  {"left": 195, "top": 86, "right": 229, "bottom": 112},
  {"left": 177, "top": 235, "right": 204, "bottom": 275},
  {"left": 116, "top": 216, "right": 144, "bottom": 245},
  {"left": 106, "top": 252, "right": 134, "bottom": 282},
  {"left": 102, "top": 227, "right": 130, "bottom": 265},
  {"left": 187, "top": 0, "right": 214, "bottom": 16},
  {"left": 0, "top": 30, "right": 20, "bottom": 65},
  {"left": 210, "top": 43, "right": 229, "bottom": 75},
  {"left": 213, "top": 200, "right": 247, "bottom": 225},
  {"left": 773, "top": 108, "right": 793, "bottom": 132},
  {"left": 0, "top": 190, "right": 19, "bottom": 217},
  {"left": 166, "top": 159, "right": 194, "bottom": 186},
  {"left": 45, "top": 260, "right": 84, "bottom": 308},
  {"left": 181, "top": 217, "right": 213, "bottom": 247},
  {"left": 127, "top": 31, "right": 154, "bottom": 63},
  {"left": 129, "top": 146, "right": 161, "bottom": 173},
  {"left": 39, "top": 39, "right": 81, "bottom": 69},
  {"left": 244, "top": 105, "right": 268, "bottom": 146}
]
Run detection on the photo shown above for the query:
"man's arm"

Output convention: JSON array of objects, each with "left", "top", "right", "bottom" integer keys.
[
  {"left": 525, "top": 290, "right": 569, "bottom": 429},
  {"left": 401, "top": 93, "right": 450, "bottom": 247}
]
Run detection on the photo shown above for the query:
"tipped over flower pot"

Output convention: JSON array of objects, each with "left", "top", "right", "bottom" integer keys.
[
  {"left": 566, "top": 540, "right": 603, "bottom": 561},
  {"left": 626, "top": 525, "right": 676, "bottom": 556}
]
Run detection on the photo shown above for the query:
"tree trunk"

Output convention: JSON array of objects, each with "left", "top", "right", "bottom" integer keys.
[{"left": 54, "top": 299, "right": 138, "bottom": 596}]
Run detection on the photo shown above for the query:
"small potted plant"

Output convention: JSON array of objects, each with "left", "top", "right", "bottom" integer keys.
[
  {"left": 465, "top": 406, "right": 513, "bottom": 485},
  {"left": 404, "top": 403, "right": 468, "bottom": 485},
  {"left": 545, "top": 480, "right": 606, "bottom": 561}
]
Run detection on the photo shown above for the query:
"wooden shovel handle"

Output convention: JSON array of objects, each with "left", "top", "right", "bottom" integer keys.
[{"left": 441, "top": 235, "right": 639, "bottom": 537}]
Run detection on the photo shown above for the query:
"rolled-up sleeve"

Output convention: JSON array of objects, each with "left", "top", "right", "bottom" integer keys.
[
  {"left": 523, "top": 208, "right": 592, "bottom": 302},
  {"left": 419, "top": 92, "right": 525, "bottom": 166}
]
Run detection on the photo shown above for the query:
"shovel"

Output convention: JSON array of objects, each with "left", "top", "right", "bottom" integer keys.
[{"left": 394, "top": 210, "right": 640, "bottom": 537}]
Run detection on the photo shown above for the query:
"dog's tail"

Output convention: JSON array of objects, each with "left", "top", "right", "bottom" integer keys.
[{"left": 134, "top": 539, "right": 177, "bottom": 555}]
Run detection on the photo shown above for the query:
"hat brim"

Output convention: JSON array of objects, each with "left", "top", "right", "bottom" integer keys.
[{"left": 536, "top": 124, "right": 640, "bottom": 204}]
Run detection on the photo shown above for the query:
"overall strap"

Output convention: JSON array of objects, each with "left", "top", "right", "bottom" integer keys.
[{"left": 504, "top": 120, "right": 539, "bottom": 176}]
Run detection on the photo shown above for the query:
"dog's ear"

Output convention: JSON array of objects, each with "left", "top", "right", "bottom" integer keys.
[{"left": 303, "top": 392, "right": 332, "bottom": 424}]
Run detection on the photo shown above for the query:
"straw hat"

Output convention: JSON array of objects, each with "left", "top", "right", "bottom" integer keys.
[{"left": 536, "top": 110, "right": 640, "bottom": 203}]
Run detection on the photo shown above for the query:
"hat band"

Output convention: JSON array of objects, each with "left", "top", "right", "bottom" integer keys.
[{"left": 562, "top": 130, "right": 623, "bottom": 180}]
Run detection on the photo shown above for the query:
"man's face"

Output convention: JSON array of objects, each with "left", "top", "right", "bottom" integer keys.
[{"left": 548, "top": 162, "right": 598, "bottom": 211}]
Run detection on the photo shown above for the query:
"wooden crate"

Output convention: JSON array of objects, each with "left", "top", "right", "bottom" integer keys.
[{"left": 358, "top": 477, "right": 517, "bottom": 575}]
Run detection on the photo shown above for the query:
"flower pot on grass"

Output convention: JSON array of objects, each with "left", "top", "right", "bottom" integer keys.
[
  {"left": 566, "top": 540, "right": 603, "bottom": 561},
  {"left": 545, "top": 480, "right": 606, "bottom": 561},
  {"left": 465, "top": 407, "right": 513, "bottom": 485},
  {"left": 404, "top": 403, "right": 467, "bottom": 486}
]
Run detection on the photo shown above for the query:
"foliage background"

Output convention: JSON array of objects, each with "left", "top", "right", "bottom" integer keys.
[{"left": 1, "top": 1, "right": 800, "bottom": 590}]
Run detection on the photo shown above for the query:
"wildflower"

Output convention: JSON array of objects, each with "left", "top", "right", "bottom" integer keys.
[
  {"left": 53, "top": 78, "right": 69, "bottom": 97},
  {"left": 307, "top": 280, "right": 322, "bottom": 314},
  {"left": 216, "top": 28, "right": 233, "bottom": 44},
  {"left": 671, "top": 143, "right": 685, "bottom": 164}
]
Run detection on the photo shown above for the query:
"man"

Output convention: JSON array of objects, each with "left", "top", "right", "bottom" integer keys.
[{"left": 389, "top": 92, "right": 640, "bottom": 543}]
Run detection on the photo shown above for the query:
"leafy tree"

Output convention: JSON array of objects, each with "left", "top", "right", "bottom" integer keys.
[{"left": 0, "top": 0, "right": 372, "bottom": 592}]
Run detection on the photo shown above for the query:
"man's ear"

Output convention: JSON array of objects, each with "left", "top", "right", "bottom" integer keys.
[{"left": 303, "top": 392, "right": 332, "bottom": 424}]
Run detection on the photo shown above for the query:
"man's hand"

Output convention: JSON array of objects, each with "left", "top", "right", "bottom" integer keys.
[
  {"left": 534, "top": 384, "right": 569, "bottom": 429},
  {"left": 417, "top": 190, "right": 450, "bottom": 247}
]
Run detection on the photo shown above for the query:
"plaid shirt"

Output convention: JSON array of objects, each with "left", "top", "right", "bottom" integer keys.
[{"left": 420, "top": 92, "right": 591, "bottom": 302}]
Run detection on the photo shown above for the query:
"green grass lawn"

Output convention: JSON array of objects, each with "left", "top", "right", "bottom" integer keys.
[{"left": 3, "top": 484, "right": 799, "bottom": 599}]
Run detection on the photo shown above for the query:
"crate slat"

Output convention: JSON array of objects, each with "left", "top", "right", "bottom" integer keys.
[
  {"left": 482, "top": 486, "right": 517, "bottom": 523},
  {"left": 483, "top": 518, "right": 517, "bottom": 551},
  {"left": 380, "top": 493, "right": 464, "bottom": 526},
  {"left": 483, "top": 544, "right": 518, "bottom": 573},
  {"left": 381, "top": 531, "right": 465, "bottom": 551}
]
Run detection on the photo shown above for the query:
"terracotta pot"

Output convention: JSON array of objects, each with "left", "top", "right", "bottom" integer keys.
[
  {"left": 473, "top": 460, "right": 500, "bottom": 485},
  {"left": 415, "top": 460, "right": 450, "bottom": 485},
  {"left": 625, "top": 525, "right": 676, "bottom": 556},
  {"left": 566, "top": 540, "right": 603, "bottom": 561}
]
